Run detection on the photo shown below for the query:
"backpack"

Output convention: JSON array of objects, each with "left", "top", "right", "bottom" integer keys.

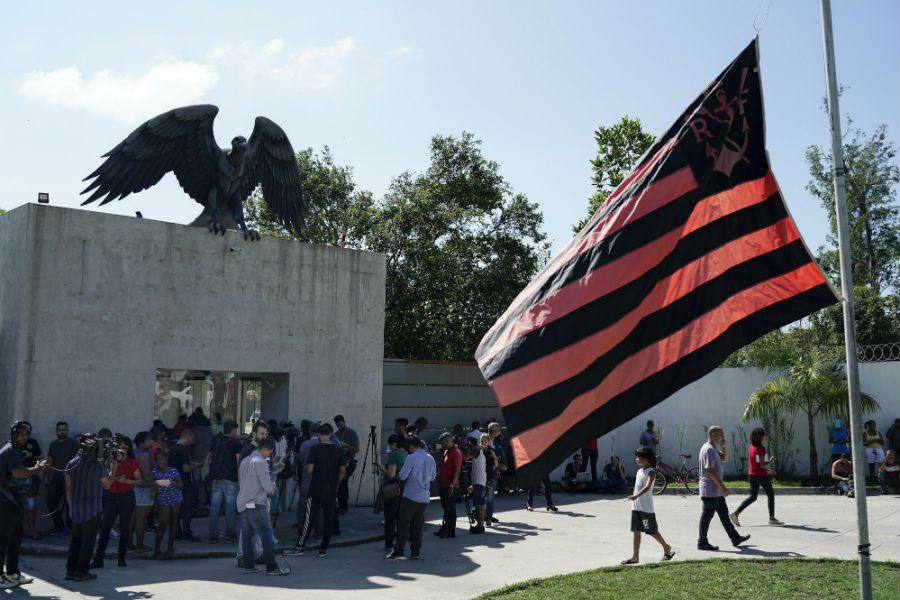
[{"left": 209, "top": 436, "right": 233, "bottom": 480}]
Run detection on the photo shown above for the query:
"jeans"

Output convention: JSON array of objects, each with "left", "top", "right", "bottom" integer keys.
[
  {"left": 384, "top": 495, "right": 402, "bottom": 547},
  {"left": 485, "top": 480, "right": 497, "bottom": 520},
  {"left": 239, "top": 506, "right": 277, "bottom": 571},
  {"left": 209, "top": 480, "right": 238, "bottom": 539},
  {"left": 95, "top": 491, "right": 135, "bottom": 561},
  {"left": 47, "top": 477, "right": 71, "bottom": 530},
  {"left": 438, "top": 486, "right": 457, "bottom": 533},
  {"left": 395, "top": 497, "right": 427, "bottom": 557},
  {"left": 299, "top": 496, "right": 336, "bottom": 551},
  {"left": 581, "top": 448, "right": 599, "bottom": 482},
  {"left": 736, "top": 475, "right": 775, "bottom": 517},
  {"left": 877, "top": 474, "right": 899, "bottom": 493},
  {"left": 698, "top": 496, "right": 740, "bottom": 545},
  {"left": 527, "top": 475, "right": 553, "bottom": 507},
  {"left": 0, "top": 495, "right": 23, "bottom": 575},
  {"left": 66, "top": 516, "right": 100, "bottom": 575}
]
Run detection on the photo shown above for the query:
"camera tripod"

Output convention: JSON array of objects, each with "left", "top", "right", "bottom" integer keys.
[{"left": 355, "top": 425, "right": 379, "bottom": 507}]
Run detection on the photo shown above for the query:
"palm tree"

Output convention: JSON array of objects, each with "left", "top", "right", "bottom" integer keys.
[{"left": 742, "top": 349, "right": 879, "bottom": 480}]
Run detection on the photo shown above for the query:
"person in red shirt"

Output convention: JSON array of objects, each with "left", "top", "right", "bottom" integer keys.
[
  {"left": 729, "top": 427, "right": 783, "bottom": 527},
  {"left": 92, "top": 437, "right": 142, "bottom": 568},
  {"left": 581, "top": 437, "right": 599, "bottom": 483},
  {"left": 435, "top": 433, "right": 462, "bottom": 538}
]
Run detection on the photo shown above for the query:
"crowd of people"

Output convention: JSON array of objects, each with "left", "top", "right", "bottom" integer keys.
[{"left": 0, "top": 412, "right": 897, "bottom": 587}]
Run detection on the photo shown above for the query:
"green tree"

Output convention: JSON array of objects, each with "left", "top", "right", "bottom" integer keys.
[
  {"left": 244, "top": 146, "right": 374, "bottom": 247},
  {"left": 367, "top": 133, "right": 548, "bottom": 360},
  {"left": 742, "top": 349, "right": 879, "bottom": 479},
  {"left": 806, "top": 123, "right": 900, "bottom": 295},
  {"left": 573, "top": 116, "right": 654, "bottom": 232}
]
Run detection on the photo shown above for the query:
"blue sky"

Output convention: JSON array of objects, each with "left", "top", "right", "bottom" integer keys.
[{"left": 2, "top": 1, "right": 898, "bottom": 255}]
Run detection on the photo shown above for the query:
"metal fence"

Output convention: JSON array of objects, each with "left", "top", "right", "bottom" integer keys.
[{"left": 857, "top": 342, "right": 900, "bottom": 362}]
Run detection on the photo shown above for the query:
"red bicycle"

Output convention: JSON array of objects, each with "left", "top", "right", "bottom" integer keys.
[{"left": 652, "top": 453, "right": 700, "bottom": 495}]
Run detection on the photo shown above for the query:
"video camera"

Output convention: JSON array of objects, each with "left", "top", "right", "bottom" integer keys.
[{"left": 79, "top": 433, "right": 128, "bottom": 468}]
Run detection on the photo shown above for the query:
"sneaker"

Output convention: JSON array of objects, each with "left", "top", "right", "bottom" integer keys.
[
  {"left": 182, "top": 535, "right": 201, "bottom": 543},
  {"left": 697, "top": 542, "right": 719, "bottom": 551},
  {"left": 729, "top": 512, "right": 741, "bottom": 527},
  {"left": 733, "top": 534, "right": 751, "bottom": 547},
  {"left": 0, "top": 577, "right": 17, "bottom": 590},
  {"left": 283, "top": 546, "right": 305, "bottom": 556},
  {"left": 318, "top": 549, "right": 327, "bottom": 558},
  {"left": 110, "top": 528, "right": 120, "bottom": 539},
  {"left": 224, "top": 536, "right": 237, "bottom": 544},
  {"left": 489, "top": 517, "right": 500, "bottom": 524},
  {"left": 769, "top": 518, "right": 784, "bottom": 525},
  {"left": 410, "top": 554, "right": 421, "bottom": 560},
  {"left": 64, "top": 572, "right": 75, "bottom": 581},
  {"left": 244, "top": 566, "right": 262, "bottom": 574},
  {"left": 6, "top": 573, "right": 34, "bottom": 585},
  {"left": 267, "top": 567, "right": 290, "bottom": 576},
  {"left": 209, "top": 536, "right": 219, "bottom": 544},
  {"left": 847, "top": 490, "right": 855, "bottom": 498},
  {"left": 438, "top": 531, "right": 456, "bottom": 538},
  {"left": 469, "top": 525, "right": 485, "bottom": 534},
  {"left": 73, "top": 573, "right": 98, "bottom": 581},
  {"left": 385, "top": 551, "right": 404, "bottom": 560}
]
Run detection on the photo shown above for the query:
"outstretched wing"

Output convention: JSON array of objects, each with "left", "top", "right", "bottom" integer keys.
[
  {"left": 239, "top": 116, "right": 305, "bottom": 235},
  {"left": 81, "top": 105, "right": 220, "bottom": 206}
]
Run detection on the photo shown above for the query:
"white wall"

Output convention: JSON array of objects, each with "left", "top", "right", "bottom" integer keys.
[{"left": 381, "top": 359, "right": 900, "bottom": 479}]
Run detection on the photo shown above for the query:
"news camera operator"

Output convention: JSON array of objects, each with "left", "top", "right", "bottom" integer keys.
[
  {"left": 65, "top": 434, "right": 116, "bottom": 582},
  {"left": 0, "top": 421, "right": 46, "bottom": 588}
]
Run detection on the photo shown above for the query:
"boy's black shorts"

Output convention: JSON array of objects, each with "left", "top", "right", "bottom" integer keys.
[{"left": 630, "top": 510, "right": 658, "bottom": 535}]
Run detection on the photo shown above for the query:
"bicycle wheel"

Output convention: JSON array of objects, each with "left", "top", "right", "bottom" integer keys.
[
  {"left": 652, "top": 470, "right": 668, "bottom": 495},
  {"left": 683, "top": 467, "right": 700, "bottom": 495}
]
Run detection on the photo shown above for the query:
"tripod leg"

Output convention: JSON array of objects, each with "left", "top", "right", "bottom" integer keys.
[{"left": 355, "top": 430, "right": 373, "bottom": 508}]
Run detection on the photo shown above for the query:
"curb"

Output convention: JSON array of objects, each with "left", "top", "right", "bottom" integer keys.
[{"left": 21, "top": 533, "right": 386, "bottom": 560}]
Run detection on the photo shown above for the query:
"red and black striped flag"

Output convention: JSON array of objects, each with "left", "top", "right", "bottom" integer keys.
[{"left": 476, "top": 39, "right": 838, "bottom": 484}]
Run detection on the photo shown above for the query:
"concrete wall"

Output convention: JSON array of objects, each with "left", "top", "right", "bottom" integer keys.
[
  {"left": 381, "top": 359, "right": 900, "bottom": 479},
  {"left": 0, "top": 204, "right": 386, "bottom": 499}
]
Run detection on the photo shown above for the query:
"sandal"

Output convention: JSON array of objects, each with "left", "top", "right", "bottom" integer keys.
[
  {"left": 621, "top": 558, "right": 639, "bottom": 565},
  {"left": 663, "top": 550, "right": 676, "bottom": 561}
]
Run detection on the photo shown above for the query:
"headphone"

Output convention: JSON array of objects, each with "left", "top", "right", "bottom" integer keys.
[{"left": 9, "top": 420, "right": 30, "bottom": 444}]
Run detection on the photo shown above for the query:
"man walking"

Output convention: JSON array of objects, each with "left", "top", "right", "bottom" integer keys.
[
  {"left": 235, "top": 438, "right": 288, "bottom": 575},
  {"left": 386, "top": 436, "right": 436, "bottom": 560},
  {"left": 287, "top": 423, "right": 345, "bottom": 557},
  {"left": 65, "top": 434, "right": 115, "bottom": 582},
  {"left": 697, "top": 426, "right": 750, "bottom": 551},
  {"left": 333, "top": 415, "right": 359, "bottom": 515},
  {"left": 0, "top": 421, "right": 46, "bottom": 588},
  {"left": 46, "top": 422, "right": 79, "bottom": 537},
  {"left": 435, "top": 432, "right": 461, "bottom": 538}
]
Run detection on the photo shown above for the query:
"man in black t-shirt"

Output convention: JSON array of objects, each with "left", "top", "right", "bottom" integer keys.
[
  {"left": 286, "top": 423, "right": 345, "bottom": 557},
  {"left": 12, "top": 423, "right": 42, "bottom": 540},
  {"left": 1, "top": 421, "right": 45, "bottom": 586},
  {"left": 209, "top": 420, "right": 242, "bottom": 542}
]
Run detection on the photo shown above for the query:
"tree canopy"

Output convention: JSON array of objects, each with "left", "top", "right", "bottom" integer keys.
[
  {"left": 248, "top": 134, "right": 548, "bottom": 361},
  {"left": 573, "top": 116, "right": 654, "bottom": 232}
]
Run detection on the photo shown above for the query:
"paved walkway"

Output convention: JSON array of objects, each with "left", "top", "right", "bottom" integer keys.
[{"left": 14, "top": 492, "right": 900, "bottom": 599}]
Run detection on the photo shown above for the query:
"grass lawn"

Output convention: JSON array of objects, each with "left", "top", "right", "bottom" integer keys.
[{"left": 478, "top": 558, "right": 900, "bottom": 600}]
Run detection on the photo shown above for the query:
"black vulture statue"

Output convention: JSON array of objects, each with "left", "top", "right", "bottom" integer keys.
[{"left": 81, "top": 104, "right": 304, "bottom": 241}]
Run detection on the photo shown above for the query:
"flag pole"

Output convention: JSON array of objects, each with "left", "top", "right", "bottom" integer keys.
[{"left": 818, "top": 2, "right": 873, "bottom": 599}]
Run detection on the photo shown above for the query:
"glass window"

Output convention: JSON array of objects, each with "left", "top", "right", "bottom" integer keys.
[{"left": 154, "top": 370, "right": 267, "bottom": 434}]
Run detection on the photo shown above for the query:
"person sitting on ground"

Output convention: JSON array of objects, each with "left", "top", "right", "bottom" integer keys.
[
  {"left": 878, "top": 450, "right": 899, "bottom": 495},
  {"left": 831, "top": 453, "right": 854, "bottom": 497},
  {"left": 562, "top": 454, "right": 587, "bottom": 493},
  {"left": 597, "top": 455, "right": 627, "bottom": 493},
  {"left": 863, "top": 420, "right": 885, "bottom": 479}
]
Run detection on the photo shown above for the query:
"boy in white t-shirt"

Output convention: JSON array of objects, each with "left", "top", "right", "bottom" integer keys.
[{"left": 621, "top": 447, "right": 675, "bottom": 565}]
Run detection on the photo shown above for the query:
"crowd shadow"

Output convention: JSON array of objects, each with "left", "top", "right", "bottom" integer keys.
[{"left": 725, "top": 546, "right": 807, "bottom": 558}]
